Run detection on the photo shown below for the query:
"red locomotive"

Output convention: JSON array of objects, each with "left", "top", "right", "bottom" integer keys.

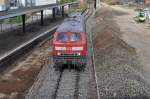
[{"left": 52, "top": 13, "right": 87, "bottom": 68}]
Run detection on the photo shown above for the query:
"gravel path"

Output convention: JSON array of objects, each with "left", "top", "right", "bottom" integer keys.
[
  {"left": 92, "top": 3, "right": 150, "bottom": 99},
  {"left": 114, "top": 3, "right": 150, "bottom": 86}
]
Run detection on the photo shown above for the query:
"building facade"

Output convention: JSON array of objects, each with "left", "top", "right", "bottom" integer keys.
[
  {"left": 145, "top": 0, "right": 150, "bottom": 4},
  {"left": 0, "top": 0, "right": 9, "bottom": 11},
  {"left": 0, "top": 0, "right": 57, "bottom": 11}
]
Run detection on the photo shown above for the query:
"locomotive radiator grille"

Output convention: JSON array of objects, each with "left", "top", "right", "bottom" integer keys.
[{"left": 59, "top": 52, "right": 80, "bottom": 56}]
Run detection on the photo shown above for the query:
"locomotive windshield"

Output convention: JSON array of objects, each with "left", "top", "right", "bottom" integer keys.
[
  {"left": 57, "top": 33, "right": 81, "bottom": 41},
  {"left": 70, "top": 34, "right": 81, "bottom": 41},
  {"left": 57, "top": 34, "right": 69, "bottom": 41}
]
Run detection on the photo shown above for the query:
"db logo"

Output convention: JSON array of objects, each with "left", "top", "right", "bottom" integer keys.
[{"left": 67, "top": 47, "right": 72, "bottom": 50}]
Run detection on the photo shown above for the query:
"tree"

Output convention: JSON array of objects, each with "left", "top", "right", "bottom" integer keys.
[{"left": 58, "top": 0, "right": 77, "bottom": 4}]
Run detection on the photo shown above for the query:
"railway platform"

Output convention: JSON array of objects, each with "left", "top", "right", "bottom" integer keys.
[{"left": 0, "top": 2, "right": 78, "bottom": 68}]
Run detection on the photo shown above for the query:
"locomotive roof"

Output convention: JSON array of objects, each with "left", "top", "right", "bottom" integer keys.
[{"left": 56, "top": 13, "right": 85, "bottom": 33}]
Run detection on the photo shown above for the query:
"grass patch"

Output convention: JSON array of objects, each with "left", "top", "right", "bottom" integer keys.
[
  {"left": 58, "top": 0, "right": 77, "bottom": 4},
  {"left": 7, "top": 16, "right": 30, "bottom": 24},
  {"left": 105, "top": 0, "right": 120, "bottom": 5},
  {"left": 67, "top": 0, "right": 88, "bottom": 13}
]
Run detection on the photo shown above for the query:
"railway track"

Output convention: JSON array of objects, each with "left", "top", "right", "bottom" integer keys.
[
  {"left": 51, "top": 5, "right": 95, "bottom": 99},
  {"left": 26, "top": 3, "right": 99, "bottom": 99}
]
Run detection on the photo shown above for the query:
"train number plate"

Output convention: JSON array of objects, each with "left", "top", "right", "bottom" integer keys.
[{"left": 67, "top": 47, "right": 72, "bottom": 50}]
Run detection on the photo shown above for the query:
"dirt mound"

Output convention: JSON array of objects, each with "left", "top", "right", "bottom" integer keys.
[{"left": 93, "top": 31, "right": 114, "bottom": 49}]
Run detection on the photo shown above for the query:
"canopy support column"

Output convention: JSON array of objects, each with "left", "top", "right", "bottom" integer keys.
[
  {"left": 41, "top": 10, "right": 44, "bottom": 26},
  {"left": 22, "top": 14, "right": 26, "bottom": 32},
  {"left": 52, "top": 8, "right": 56, "bottom": 20},
  {"left": 62, "top": 6, "right": 64, "bottom": 17}
]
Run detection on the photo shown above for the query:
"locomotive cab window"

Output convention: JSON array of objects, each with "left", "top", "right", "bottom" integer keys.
[
  {"left": 57, "top": 33, "right": 81, "bottom": 41},
  {"left": 70, "top": 33, "right": 81, "bottom": 41},
  {"left": 57, "top": 33, "right": 69, "bottom": 41}
]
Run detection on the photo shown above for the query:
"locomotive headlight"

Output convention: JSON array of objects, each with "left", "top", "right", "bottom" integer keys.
[
  {"left": 57, "top": 52, "right": 61, "bottom": 55},
  {"left": 77, "top": 53, "right": 81, "bottom": 56},
  {"left": 72, "top": 47, "right": 83, "bottom": 51},
  {"left": 55, "top": 47, "right": 66, "bottom": 50}
]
